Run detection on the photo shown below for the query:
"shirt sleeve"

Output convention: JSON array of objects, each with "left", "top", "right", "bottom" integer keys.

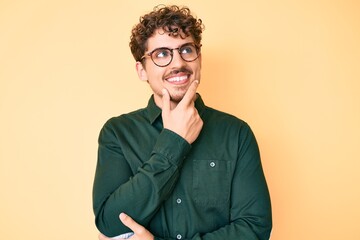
[{"left": 93, "top": 119, "right": 191, "bottom": 237}]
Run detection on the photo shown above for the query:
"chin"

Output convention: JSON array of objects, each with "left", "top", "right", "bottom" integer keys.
[
  {"left": 169, "top": 93, "right": 186, "bottom": 103},
  {"left": 169, "top": 96, "right": 183, "bottom": 103},
  {"left": 168, "top": 86, "right": 189, "bottom": 102}
]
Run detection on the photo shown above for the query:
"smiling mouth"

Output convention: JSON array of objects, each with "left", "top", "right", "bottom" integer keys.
[{"left": 166, "top": 75, "right": 189, "bottom": 83}]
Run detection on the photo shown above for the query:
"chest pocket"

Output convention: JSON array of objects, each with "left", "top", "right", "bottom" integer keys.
[{"left": 193, "top": 159, "right": 231, "bottom": 206}]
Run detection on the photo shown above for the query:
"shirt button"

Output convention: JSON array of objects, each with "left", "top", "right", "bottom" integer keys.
[
  {"left": 176, "top": 234, "right": 182, "bottom": 239},
  {"left": 210, "top": 161, "right": 216, "bottom": 167},
  {"left": 176, "top": 198, "right": 182, "bottom": 204}
]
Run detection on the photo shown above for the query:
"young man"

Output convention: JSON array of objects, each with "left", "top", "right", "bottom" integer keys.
[{"left": 93, "top": 5, "right": 272, "bottom": 240}]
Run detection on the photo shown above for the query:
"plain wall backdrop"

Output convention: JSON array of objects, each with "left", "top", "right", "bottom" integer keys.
[{"left": 1, "top": 0, "right": 359, "bottom": 239}]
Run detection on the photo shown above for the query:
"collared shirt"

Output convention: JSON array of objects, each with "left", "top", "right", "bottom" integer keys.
[{"left": 93, "top": 95, "right": 272, "bottom": 240}]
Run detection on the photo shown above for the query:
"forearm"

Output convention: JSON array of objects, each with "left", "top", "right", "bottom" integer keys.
[
  {"left": 189, "top": 217, "right": 271, "bottom": 240},
  {"left": 93, "top": 129, "right": 191, "bottom": 237},
  {"left": 153, "top": 220, "right": 271, "bottom": 240}
]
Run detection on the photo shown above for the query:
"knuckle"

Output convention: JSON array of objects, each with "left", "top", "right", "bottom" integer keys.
[{"left": 137, "top": 226, "right": 146, "bottom": 235}]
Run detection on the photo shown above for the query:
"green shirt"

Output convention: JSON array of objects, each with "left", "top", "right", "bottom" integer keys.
[{"left": 93, "top": 95, "right": 272, "bottom": 239}]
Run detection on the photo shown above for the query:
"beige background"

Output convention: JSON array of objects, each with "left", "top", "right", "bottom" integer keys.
[{"left": 1, "top": 0, "right": 359, "bottom": 239}]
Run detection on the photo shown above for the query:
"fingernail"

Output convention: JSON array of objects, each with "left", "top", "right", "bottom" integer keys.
[
  {"left": 120, "top": 212, "right": 127, "bottom": 221},
  {"left": 194, "top": 80, "right": 199, "bottom": 84},
  {"left": 162, "top": 89, "right": 167, "bottom": 95}
]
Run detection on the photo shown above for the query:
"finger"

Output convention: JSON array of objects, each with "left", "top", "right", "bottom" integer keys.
[
  {"left": 161, "top": 88, "right": 171, "bottom": 113},
  {"left": 119, "top": 213, "right": 145, "bottom": 235},
  {"left": 180, "top": 80, "right": 199, "bottom": 106}
]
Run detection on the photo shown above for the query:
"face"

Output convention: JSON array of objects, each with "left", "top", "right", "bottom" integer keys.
[{"left": 136, "top": 29, "right": 202, "bottom": 108}]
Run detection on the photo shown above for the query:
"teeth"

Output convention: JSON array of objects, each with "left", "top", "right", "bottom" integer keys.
[{"left": 167, "top": 75, "right": 188, "bottom": 82}]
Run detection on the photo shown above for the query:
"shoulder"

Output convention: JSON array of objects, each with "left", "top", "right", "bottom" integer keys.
[
  {"left": 202, "top": 106, "right": 256, "bottom": 144},
  {"left": 101, "top": 107, "right": 148, "bottom": 134},
  {"left": 203, "top": 106, "right": 249, "bottom": 129},
  {"left": 106, "top": 108, "right": 146, "bottom": 125}
]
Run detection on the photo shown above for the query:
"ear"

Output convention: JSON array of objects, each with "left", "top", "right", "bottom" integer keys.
[{"left": 135, "top": 62, "right": 148, "bottom": 81}]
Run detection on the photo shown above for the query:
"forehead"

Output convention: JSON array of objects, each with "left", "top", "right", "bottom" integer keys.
[{"left": 146, "top": 29, "right": 195, "bottom": 50}]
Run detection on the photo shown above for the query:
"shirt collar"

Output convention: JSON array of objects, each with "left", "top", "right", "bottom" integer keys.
[{"left": 146, "top": 93, "right": 206, "bottom": 125}]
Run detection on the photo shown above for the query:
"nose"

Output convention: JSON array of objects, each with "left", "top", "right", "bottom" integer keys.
[{"left": 170, "top": 50, "right": 186, "bottom": 67}]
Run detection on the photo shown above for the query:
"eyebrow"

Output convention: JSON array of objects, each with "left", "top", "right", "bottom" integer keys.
[{"left": 148, "top": 42, "right": 195, "bottom": 52}]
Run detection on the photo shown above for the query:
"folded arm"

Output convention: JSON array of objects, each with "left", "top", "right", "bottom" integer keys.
[{"left": 93, "top": 122, "right": 191, "bottom": 237}]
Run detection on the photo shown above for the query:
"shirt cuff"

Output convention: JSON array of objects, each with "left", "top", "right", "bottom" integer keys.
[{"left": 152, "top": 129, "right": 191, "bottom": 166}]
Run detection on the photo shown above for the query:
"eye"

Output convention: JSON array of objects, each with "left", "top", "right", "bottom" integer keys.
[
  {"left": 153, "top": 49, "right": 171, "bottom": 59},
  {"left": 180, "top": 45, "right": 195, "bottom": 54}
]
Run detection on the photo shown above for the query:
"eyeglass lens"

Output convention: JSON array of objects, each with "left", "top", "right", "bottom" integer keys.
[{"left": 150, "top": 44, "right": 199, "bottom": 67}]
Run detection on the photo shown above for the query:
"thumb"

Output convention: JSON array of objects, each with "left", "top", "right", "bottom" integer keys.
[
  {"left": 161, "top": 88, "right": 171, "bottom": 114},
  {"left": 119, "top": 213, "right": 144, "bottom": 234},
  {"left": 179, "top": 80, "right": 199, "bottom": 107}
]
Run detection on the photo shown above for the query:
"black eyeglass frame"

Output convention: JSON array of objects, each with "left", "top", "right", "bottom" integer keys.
[{"left": 140, "top": 42, "right": 202, "bottom": 67}]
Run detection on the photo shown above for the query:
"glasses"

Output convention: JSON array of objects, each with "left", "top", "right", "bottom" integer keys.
[{"left": 141, "top": 42, "right": 201, "bottom": 67}]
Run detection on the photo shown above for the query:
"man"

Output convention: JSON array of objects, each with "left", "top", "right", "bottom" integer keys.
[{"left": 93, "top": 5, "right": 272, "bottom": 240}]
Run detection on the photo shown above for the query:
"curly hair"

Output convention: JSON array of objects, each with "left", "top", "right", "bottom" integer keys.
[{"left": 129, "top": 5, "right": 205, "bottom": 62}]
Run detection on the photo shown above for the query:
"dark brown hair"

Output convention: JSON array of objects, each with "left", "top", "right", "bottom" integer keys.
[{"left": 129, "top": 5, "right": 205, "bottom": 62}]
